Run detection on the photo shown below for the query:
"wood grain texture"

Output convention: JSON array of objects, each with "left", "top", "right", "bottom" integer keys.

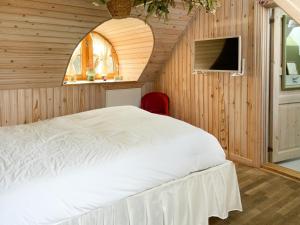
[
  {"left": 274, "top": 0, "right": 300, "bottom": 24},
  {"left": 0, "top": 82, "right": 154, "bottom": 127},
  {"left": 95, "top": 18, "right": 154, "bottom": 81},
  {"left": 269, "top": 8, "right": 300, "bottom": 163},
  {"left": 154, "top": 0, "right": 264, "bottom": 167},
  {"left": 277, "top": 103, "right": 300, "bottom": 161},
  {"left": 132, "top": 4, "right": 195, "bottom": 82},
  {"left": 263, "top": 163, "right": 300, "bottom": 181},
  {"left": 0, "top": 84, "right": 102, "bottom": 126},
  {"left": 210, "top": 164, "right": 300, "bottom": 225},
  {"left": 0, "top": 0, "right": 111, "bottom": 89},
  {"left": 0, "top": 0, "right": 194, "bottom": 89}
]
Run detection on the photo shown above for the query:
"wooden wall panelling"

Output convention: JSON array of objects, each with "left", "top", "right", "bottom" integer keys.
[
  {"left": 0, "top": 84, "right": 103, "bottom": 127},
  {"left": 141, "top": 82, "right": 154, "bottom": 97},
  {"left": 0, "top": 0, "right": 195, "bottom": 89},
  {"left": 0, "top": 0, "right": 112, "bottom": 89},
  {"left": 0, "top": 82, "right": 154, "bottom": 127},
  {"left": 155, "top": 0, "right": 266, "bottom": 167},
  {"left": 17, "top": 89, "right": 26, "bottom": 124},
  {"left": 95, "top": 18, "right": 154, "bottom": 81}
]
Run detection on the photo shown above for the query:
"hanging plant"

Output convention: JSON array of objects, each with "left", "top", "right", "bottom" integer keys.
[
  {"left": 93, "top": 0, "right": 221, "bottom": 20},
  {"left": 94, "top": 0, "right": 132, "bottom": 18}
]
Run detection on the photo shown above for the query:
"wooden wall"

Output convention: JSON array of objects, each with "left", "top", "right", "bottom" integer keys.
[
  {"left": 0, "top": 0, "right": 195, "bottom": 89},
  {"left": 155, "top": 0, "right": 263, "bottom": 167},
  {"left": 134, "top": 5, "right": 195, "bottom": 82},
  {"left": 0, "top": 0, "right": 111, "bottom": 89},
  {"left": 0, "top": 82, "right": 154, "bottom": 127},
  {"left": 95, "top": 18, "right": 154, "bottom": 81},
  {"left": 0, "top": 85, "right": 102, "bottom": 126}
]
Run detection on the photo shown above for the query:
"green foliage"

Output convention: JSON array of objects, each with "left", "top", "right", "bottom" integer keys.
[{"left": 93, "top": 0, "right": 221, "bottom": 20}]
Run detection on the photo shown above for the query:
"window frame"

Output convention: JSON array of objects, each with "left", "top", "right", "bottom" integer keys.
[{"left": 65, "top": 32, "right": 119, "bottom": 81}]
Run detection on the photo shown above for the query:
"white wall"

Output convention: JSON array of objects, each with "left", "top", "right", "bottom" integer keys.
[{"left": 105, "top": 88, "right": 142, "bottom": 107}]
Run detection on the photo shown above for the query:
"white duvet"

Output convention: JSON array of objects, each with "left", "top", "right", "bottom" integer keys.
[{"left": 0, "top": 106, "right": 226, "bottom": 225}]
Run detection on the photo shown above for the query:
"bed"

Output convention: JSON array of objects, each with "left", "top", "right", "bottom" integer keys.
[{"left": 0, "top": 106, "right": 242, "bottom": 225}]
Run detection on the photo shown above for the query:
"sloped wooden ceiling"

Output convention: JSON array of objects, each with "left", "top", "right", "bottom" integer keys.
[
  {"left": 94, "top": 18, "right": 154, "bottom": 81},
  {"left": 132, "top": 6, "right": 195, "bottom": 82},
  {"left": 0, "top": 0, "right": 194, "bottom": 89},
  {"left": 0, "top": 0, "right": 111, "bottom": 89},
  {"left": 274, "top": 0, "right": 300, "bottom": 24}
]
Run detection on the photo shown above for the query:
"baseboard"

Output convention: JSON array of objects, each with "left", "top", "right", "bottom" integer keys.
[{"left": 262, "top": 163, "right": 300, "bottom": 182}]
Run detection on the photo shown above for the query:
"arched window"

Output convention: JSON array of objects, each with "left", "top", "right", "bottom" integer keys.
[{"left": 66, "top": 32, "right": 118, "bottom": 81}]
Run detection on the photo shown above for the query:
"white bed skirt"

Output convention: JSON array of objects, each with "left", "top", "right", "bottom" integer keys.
[{"left": 58, "top": 161, "right": 242, "bottom": 225}]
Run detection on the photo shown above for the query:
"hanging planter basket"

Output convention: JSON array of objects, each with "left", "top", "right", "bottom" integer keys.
[
  {"left": 93, "top": 0, "right": 221, "bottom": 20},
  {"left": 106, "top": 0, "right": 132, "bottom": 19}
]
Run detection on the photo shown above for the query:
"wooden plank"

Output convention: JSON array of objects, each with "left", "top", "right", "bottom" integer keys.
[
  {"left": 154, "top": 0, "right": 262, "bottom": 167},
  {"left": 17, "top": 89, "right": 26, "bottom": 124},
  {"left": 53, "top": 87, "right": 61, "bottom": 117},
  {"left": 32, "top": 88, "right": 40, "bottom": 122},
  {"left": 39, "top": 88, "right": 47, "bottom": 120},
  {"left": 72, "top": 86, "right": 80, "bottom": 113},
  {"left": 95, "top": 18, "right": 154, "bottom": 82},
  {"left": 79, "top": 85, "right": 85, "bottom": 112},
  {"left": 262, "top": 163, "right": 300, "bottom": 181},
  {"left": 61, "top": 86, "right": 68, "bottom": 116},
  {"left": 25, "top": 88, "right": 32, "bottom": 124},
  {"left": 9, "top": 89, "right": 18, "bottom": 125},
  {"left": 0, "top": 0, "right": 195, "bottom": 89},
  {"left": 274, "top": 0, "right": 300, "bottom": 24},
  {"left": 67, "top": 86, "right": 74, "bottom": 114},
  {"left": 46, "top": 88, "right": 54, "bottom": 119},
  {"left": 1, "top": 90, "right": 10, "bottom": 126},
  {"left": 212, "top": 164, "right": 300, "bottom": 225},
  {"left": 89, "top": 85, "right": 96, "bottom": 110}
]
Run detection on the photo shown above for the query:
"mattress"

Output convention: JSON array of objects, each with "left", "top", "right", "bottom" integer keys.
[{"left": 0, "top": 106, "right": 226, "bottom": 225}]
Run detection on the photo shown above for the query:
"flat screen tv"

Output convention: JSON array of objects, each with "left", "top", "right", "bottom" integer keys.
[{"left": 194, "top": 36, "right": 242, "bottom": 73}]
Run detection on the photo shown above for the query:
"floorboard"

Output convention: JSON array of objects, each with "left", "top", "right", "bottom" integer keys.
[{"left": 210, "top": 165, "right": 300, "bottom": 225}]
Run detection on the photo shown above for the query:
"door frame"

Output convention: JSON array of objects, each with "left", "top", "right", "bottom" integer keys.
[
  {"left": 269, "top": 8, "right": 300, "bottom": 163},
  {"left": 255, "top": 1, "right": 272, "bottom": 166},
  {"left": 259, "top": 3, "right": 300, "bottom": 180}
]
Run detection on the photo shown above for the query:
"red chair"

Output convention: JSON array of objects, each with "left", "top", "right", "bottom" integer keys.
[{"left": 141, "top": 92, "right": 169, "bottom": 116}]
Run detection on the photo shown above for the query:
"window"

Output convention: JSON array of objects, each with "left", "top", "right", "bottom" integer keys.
[
  {"left": 66, "top": 44, "right": 82, "bottom": 76},
  {"left": 65, "top": 32, "right": 118, "bottom": 81}
]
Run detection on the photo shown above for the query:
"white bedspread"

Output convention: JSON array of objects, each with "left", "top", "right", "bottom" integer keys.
[{"left": 0, "top": 106, "right": 226, "bottom": 225}]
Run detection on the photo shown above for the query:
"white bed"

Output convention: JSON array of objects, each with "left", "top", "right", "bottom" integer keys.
[{"left": 0, "top": 106, "right": 242, "bottom": 225}]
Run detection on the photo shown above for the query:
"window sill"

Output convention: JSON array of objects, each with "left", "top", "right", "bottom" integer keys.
[
  {"left": 63, "top": 79, "right": 123, "bottom": 85},
  {"left": 63, "top": 80, "right": 144, "bottom": 90}
]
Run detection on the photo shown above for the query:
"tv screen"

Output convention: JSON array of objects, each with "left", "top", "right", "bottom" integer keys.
[{"left": 194, "top": 36, "right": 241, "bottom": 72}]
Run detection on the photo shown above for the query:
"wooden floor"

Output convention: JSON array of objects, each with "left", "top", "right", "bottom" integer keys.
[{"left": 210, "top": 165, "right": 300, "bottom": 225}]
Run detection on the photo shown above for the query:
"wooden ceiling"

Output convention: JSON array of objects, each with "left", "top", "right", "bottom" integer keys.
[
  {"left": 0, "top": 0, "right": 195, "bottom": 89},
  {"left": 273, "top": 0, "right": 300, "bottom": 24},
  {"left": 95, "top": 18, "right": 154, "bottom": 81},
  {"left": 261, "top": 0, "right": 300, "bottom": 24}
]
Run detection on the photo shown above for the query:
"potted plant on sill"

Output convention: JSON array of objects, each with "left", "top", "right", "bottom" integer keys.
[{"left": 93, "top": 0, "right": 221, "bottom": 20}]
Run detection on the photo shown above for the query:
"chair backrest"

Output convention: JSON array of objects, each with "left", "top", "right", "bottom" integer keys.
[{"left": 141, "top": 92, "right": 169, "bottom": 116}]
